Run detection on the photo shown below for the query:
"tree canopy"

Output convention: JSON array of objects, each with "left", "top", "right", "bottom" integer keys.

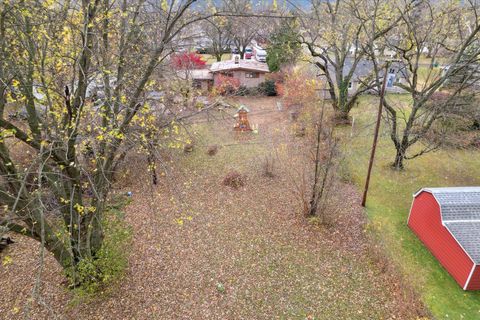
[{"left": 266, "top": 18, "right": 301, "bottom": 72}]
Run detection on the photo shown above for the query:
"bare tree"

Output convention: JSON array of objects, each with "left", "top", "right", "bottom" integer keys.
[
  {"left": 307, "top": 96, "right": 338, "bottom": 220},
  {"left": 222, "top": 0, "right": 259, "bottom": 59},
  {"left": 296, "top": 0, "right": 412, "bottom": 123},
  {"left": 202, "top": 16, "right": 231, "bottom": 61},
  {"left": 379, "top": 0, "right": 480, "bottom": 169}
]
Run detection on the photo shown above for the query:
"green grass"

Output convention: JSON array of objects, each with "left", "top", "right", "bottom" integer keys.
[
  {"left": 342, "top": 95, "right": 480, "bottom": 319},
  {"left": 198, "top": 53, "right": 232, "bottom": 64},
  {"left": 418, "top": 56, "right": 449, "bottom": 66},
  {"left": 417, "top": 65, "right": 443, "bottom": 87}
]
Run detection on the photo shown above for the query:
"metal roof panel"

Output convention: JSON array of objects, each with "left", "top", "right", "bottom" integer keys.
[
  {"left": 416, "top": 187, "right": 480, "bottom": 222},
  {"left": 445, "top": 221, "right": 480, "bottom": 264}
]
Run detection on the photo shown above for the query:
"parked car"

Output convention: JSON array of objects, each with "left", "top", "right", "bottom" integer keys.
[
  {"left": 195, "top": 46, "right": 208, "bottom": 54},
  {"left": 245, "top": 47, "right": 253, "bottom": 59},
  {"left": 231, "top": 47, "right": 239, "bottom": 54},
  {"left": 253, "top": 45, "right": 267, "bottom": 63}
]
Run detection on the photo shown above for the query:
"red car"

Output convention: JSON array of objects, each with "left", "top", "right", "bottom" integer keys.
[{"left": 244, "top": 47, "right": 253, "bottom": 59}]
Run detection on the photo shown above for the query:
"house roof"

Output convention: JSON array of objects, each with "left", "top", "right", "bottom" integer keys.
[
  {"left": 415, "top": 187, "right": 480, "bottom": 263},
  {"left": 319, "top": 58, "right": 408, "bottom": 82},
  {"left": 340, "top": 59, "right": 375, "bottom": 79},
  {"left": 210, "top": 59, "right": 269, "bottom": 74},
  {"left": 177, "top": 69, "right": 213, "bottom": 80},
  {"left": 190, "top": 69, "right": 213, "bottom": 80}
]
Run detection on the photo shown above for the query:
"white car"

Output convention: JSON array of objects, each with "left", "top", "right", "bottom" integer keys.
[{"left": 253, "top": 46, "right": 267, "bottom": 62}]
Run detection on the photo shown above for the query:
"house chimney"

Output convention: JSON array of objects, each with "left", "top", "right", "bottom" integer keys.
[{"left": 235, "top": 55, "right": 239, "bottom": 64}]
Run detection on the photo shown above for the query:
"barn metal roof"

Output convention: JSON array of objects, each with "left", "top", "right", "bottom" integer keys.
[
  {"left": 444, "top": 222, "right": 480, "bottom": 264},
  {"left": 416, "top": 187, "right": 480, "bottom": 264}
]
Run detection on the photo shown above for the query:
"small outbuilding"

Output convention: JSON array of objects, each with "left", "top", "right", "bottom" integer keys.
[
  {"left": 234, "top": 105, "right": 252, "bottom": 132},
  {"left": 408, "top": 187, "right": 480, "bottom": 290}
]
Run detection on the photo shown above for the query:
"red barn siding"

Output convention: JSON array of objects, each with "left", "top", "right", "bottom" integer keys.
[
  {"left": 408, "top": 191, "right": 474, "bottom": 289},
  {"left": 466, "top": 266, "right": 480, "bottom": 290}
]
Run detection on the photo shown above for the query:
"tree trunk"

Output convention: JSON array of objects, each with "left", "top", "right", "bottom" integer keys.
[
  {"left": 333, "top": 110, "right": 351, "bottom": 125},
  {"left": 89, "top": 203, "right": 105, "bottom": 254},
  {"left": 334, "top": 83, "right": 352, "bottom": 124},
  {"left": 308, "top": 101, "right": 326, "bottom": 217},
  {"left": 45, "top": 237, "right": 74, "bottom": 270},
  {"left": 392, "top": 147, "right": 405, "bottom": 170},
  {"left": 308, "top": 197, "right": 318, "bottom": 216}
]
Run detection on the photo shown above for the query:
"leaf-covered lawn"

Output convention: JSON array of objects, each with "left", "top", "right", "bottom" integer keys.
[{"left": 0, "top": 97, "right": 423, "bottom": 319}]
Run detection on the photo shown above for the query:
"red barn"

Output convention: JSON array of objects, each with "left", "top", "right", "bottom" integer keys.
[{"left": 408, "top": 187, "right": 480, "bottom": 290}]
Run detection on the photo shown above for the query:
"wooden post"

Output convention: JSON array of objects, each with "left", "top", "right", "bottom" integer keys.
[{"left": 361, "top": 62, "right": 390, "bottom": 207}]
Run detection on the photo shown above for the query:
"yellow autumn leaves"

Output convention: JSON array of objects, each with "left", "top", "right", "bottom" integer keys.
[
  {"left": 59, "top": 198, "right": 96, "bottom": 216},
  {"left": 175, "top": 215, "right": 193, "bottom": 226}
]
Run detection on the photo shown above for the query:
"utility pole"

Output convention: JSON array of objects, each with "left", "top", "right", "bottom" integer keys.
[{"left": 361, "top": 62, "right": 391, "bottom": 207}]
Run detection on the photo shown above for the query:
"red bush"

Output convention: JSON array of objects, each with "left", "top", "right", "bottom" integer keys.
[
  {"left": 171, "top": 52, "right": 206, "bottom": 70},
  {"left": 215, "top": 74, "right": 241, "bottom": 95}
]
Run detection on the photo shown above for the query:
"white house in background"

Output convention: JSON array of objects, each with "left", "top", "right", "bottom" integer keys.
[
  {"left": 317, "top": 58, "right": 408, "bottom": 97},
  {"left": 346, "top": 60, "right": 408, "bottom": 94},
  {"left": 381, "top": 62, "right": 410, "bottom": 93},
  {"left": 383, "top": 48, "right": 397, "bottom": 58},
  {"left": 348, "top": 45, "right": 358, "bottom": 56}
]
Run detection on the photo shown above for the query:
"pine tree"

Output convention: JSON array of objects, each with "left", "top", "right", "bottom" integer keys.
[{"left": 266, "top": 18, "right": 301, "bottom": 72}]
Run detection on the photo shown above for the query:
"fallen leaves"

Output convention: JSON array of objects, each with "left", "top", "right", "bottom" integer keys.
[
  {"left": 2, "top": 255, "right": 12, "bottom": 266},
  {"left": 0, "top": 96, "right": 424, "bottom": 319}
]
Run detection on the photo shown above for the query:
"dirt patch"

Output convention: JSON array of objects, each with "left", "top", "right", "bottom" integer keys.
[
  {"left": 222, "top": 171, "right": 246, "bottom": 189},
  {"left": 206, "top": 145, "right": 218, "bottom": 156}
]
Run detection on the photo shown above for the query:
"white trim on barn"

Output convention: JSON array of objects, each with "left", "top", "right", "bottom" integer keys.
[
  {"left": 407, "top": 192, "right": 416, "bottom": 225},
  {"left": 443, "top": 219, "right": 480, "bottom": 224},
  {"left": 464, "top": 264, "right": 477, "bottom": 290},
  {"left": 416, "top": 187, "right": 480, "bottom": 195}
]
